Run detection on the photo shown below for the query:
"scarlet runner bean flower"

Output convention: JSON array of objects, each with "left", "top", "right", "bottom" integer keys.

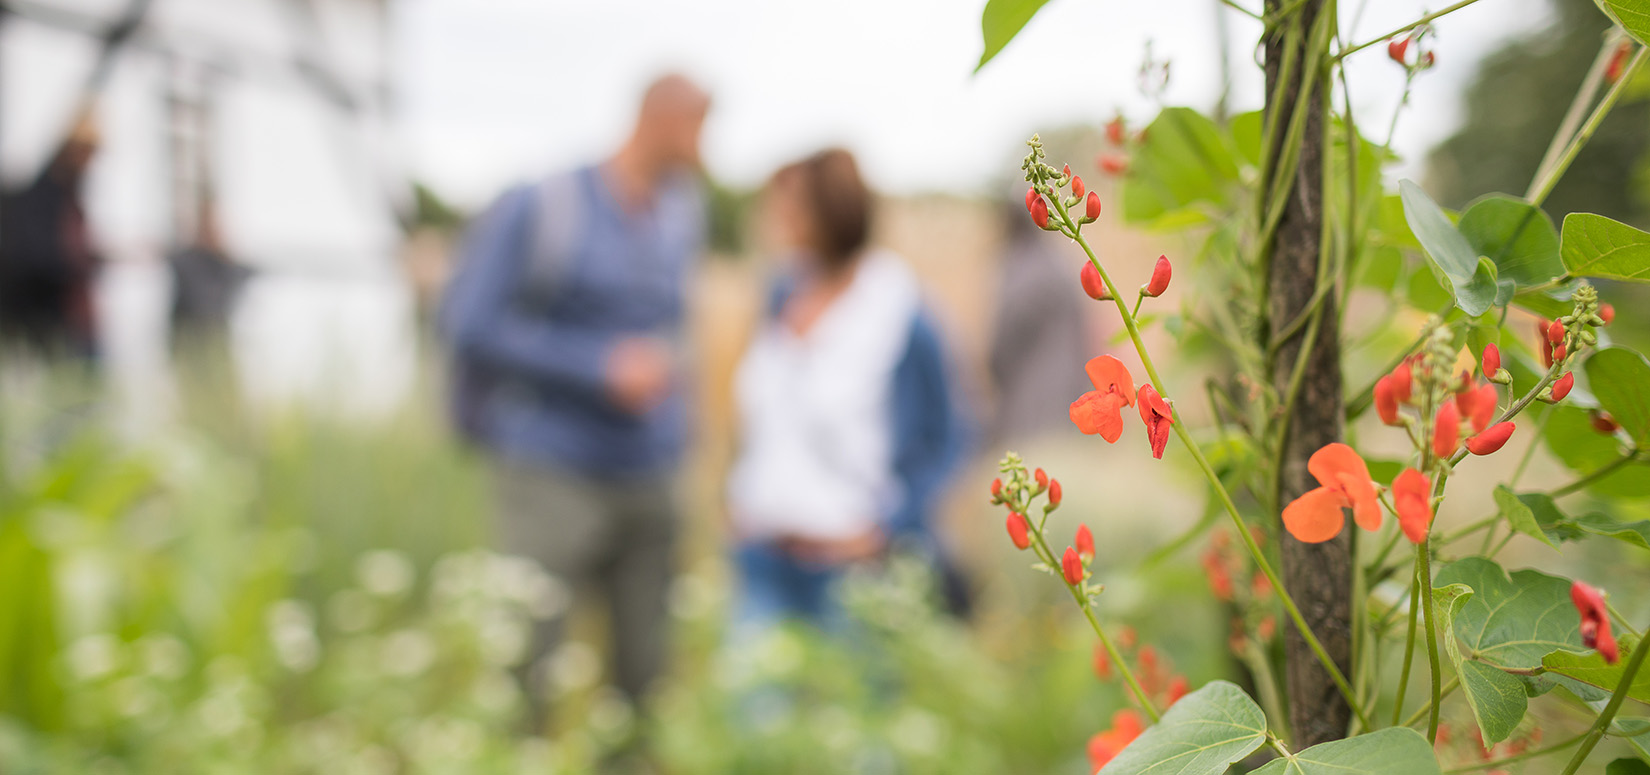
[
  {"left": 1071, "top": 175, "right": 1086, "bottom": 198},
  {"left": 1048, "top": 478, "right": 1063, "bottom": 508},
  {"left": 1481, "top": 343, "right": 1500, "bottom": 377},
  {"left": 1388, "top": 36, "right": 1409, "bottom": 64},
  {"left": 1390, "top": 359, "right": 1415, "bottom": 403},
  {"left": 1375, "top": 374, "right": 1403, "bottom": 425},
  {"left": 1098, "top": 153, "right": 1129, "bottom": 175},
  {"left": 1087, "top": 710, "right": 1145, "bottom": 772},
  {"left": 1024, "top": 188, "right": 1038, "bottom": 212},
  {"left": 1393, "top": 467, "right": 1434, "bottom": 543},
  {"left": 1070, "top": 355, "right": 1136, "bottom": 442},
  {"left": 1031, "top": 197, "right": 1051, "bottom": 230},
  {"left": 990, "top": 477, "right": 1003, "bottom": 502},
  {"left": 1142, "top": 255, "right": 1172, "bottom": 297},
  {"left": 1591, "top": 410, "right": 1621, "bottom": 434},
  {"left": 1201, "top": 546, "right": 1235, "bottom": 601},
  {"left": 1165, "top": 675, "right": 1190, "bottom": 706},
  {"left": 1085, "top": 190, "right": 1102, "bottom": 221},
  {"left": 1456, "top": 382, "right": 1497, "bottom": 433},
  {"left": 1281, "top": 443, "right": 1381, "bottom": 543},
  {"left": 1080, "top": 262, "right": 1111, "bottom": 301},
  {"left": 1137, "top": 384, "right": 1174, "bottom": 459},
  {"left": 1571, "top": 581, "right": 1620, "bottom": 664},
  {"left": 1433, "top": 401, "right": 1461, "bottom": 458},
  {"left": 1035, "top": 467, "right": 1048, "bottom": 492},
  {"left": 1549, "top": 371, "right": 1574, "bottom": 402},
  {"left": 1465, "top": 421, "right": 1516, "bottom": 456},
  {"left": 1075, "top": 524, "right": 1095, "bottom": 561},
  {"left": 1061, "top": 546, "right": 1085, "bottom": 585},
  {"left": 1600, "top": 303, "right": 1615, "bottom": 325},
  {"left": 1006, "top": 512, "right": 1031, "bottom": 550},
  {"left": 1105, "top": 115, "right": 1126, "bottom": 146}
]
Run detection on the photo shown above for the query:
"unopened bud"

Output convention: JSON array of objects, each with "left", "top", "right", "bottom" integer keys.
[
  {"left": 1031, "top": 197, "right": 1051, "bottom": 230},
  {"left": 1075, "top": 524, "right": 1095, "bottom": 561},
  {"left": 1547, "top": 319, "right": 1565, "bottom": 345},
  {"left": 1591, "top": 410, "right": 1620, "bottom": 434},
  {"left": 1085, "top": 191, "right": 1102, "bottom": 221},
  {"left": 1025, "top": 188, "right": 1038, "bottom": 213},
  {"left": 1061, "top": 546, "right": 1085, "bottom": 585},
  {"left": 1006, "top": 512, "right": 1031, "bottom": 550},
  {"left": 1034, "top": 467, "right": 1049, "bottom": 493},
  {"left": 1607, "top": 42, "right": 1632, "bottom": 85},
  {"left": 1465, "top": 422, "right": 1515, "bottom": 455},
  {"left": 1433, "top": 401, "right": 1461, "bottom": 458},
  {"left": 1481, "top": 344, "right": 1500, "bottom": 378},
  {"left": 1550, "top": 371, "right": 1574, "bottom": 402},
  {"left": 1062, "top": 163, "right": 1072, "bottom": 181},
  {"left": 1600, "top": 303, "right": 1615, "bottom": 325},
  {"left": 1143, "top": 255, "right": 1172, "bottom": 297},
  {"left": 1048, "top": 478, "right": 1062, "bottom": 508},
  {"left": 1387, "top": 37, "right": 1409, "bottom": 65},
  {"left": 1071, "top": 176, "right": 1086, "bottom": 198},
  {"left": 990, "top": 477, "right": 1003, "bottom": 502},
  {"left": 1105, "top": 116, "right": 1126, "bottom": 146},
  {"left": 1080, "top": 262, "right": 1111, "bottom": 301}
]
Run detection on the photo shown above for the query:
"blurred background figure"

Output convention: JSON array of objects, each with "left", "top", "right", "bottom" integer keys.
[
  {"left": 440, "top": 74, "right": 711, "bottom": 734},
  {"left": 726, "top": 148, "right": 970, "bottom": 640},
  {"left": 0, "top": 109, "right": 102, "bottom": 359},
  {"left": 168, "top": 199, "right": 250, "bottom": 345},
  {"left": 986, "top": 195, "right": 1092, "bottom": 448}
]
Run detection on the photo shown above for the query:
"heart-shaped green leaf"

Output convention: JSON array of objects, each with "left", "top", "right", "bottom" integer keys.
[
  {"left": 1561, "top": 212, "right": 1650, "bottom": 282},
  {"left": 976, "top": 0, "right": 1054, "bottom": 70},
  {"left": 1097, "top": 680, "right": 1267, "bottom": 775},
  {"left": 1601, "top": 0, "right": 1650, "bottom": 46},
  {"left": 1433, "top": 582, "right": 1528, "bottom": 743},
  {"left": 1433, "top": 557, "right": 1584, "bottom": 669},
  {"left": 1544, "top": 637, "right": 1650, "bottom": 704},
  {"left": 1588, "top": 347, "right": 1650, "bottom": 447},
  {"left": 1400, "top": 181, "right": 1498, "bottom": 315},
  {"left": 1459, "top": 195, "right": 1565, "bottom": 288},
  {"left": 1249, "top": 728, "right": 1442, "bottom": 774}
]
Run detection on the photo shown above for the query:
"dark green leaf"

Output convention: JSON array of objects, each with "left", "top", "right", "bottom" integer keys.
[
  {"left": 976, "top": 0, "right": 1054, "bottom": 70},
  {"left": 1249, "top": 728, "right": 1442, "bottom": 775},
  {"left": 1525, "top": 493, "right": 1650, "bottom": 551},
  {"left": 1097, "top": 680, "right": 1267, "bottom": 775},
  {"left": 1496, "top": 486, "right": 1558, "bottom": 549},
  {"left": 1607, "top": 759, "right": 1650, "bottom": 775},
  {"left": 1458, "top": 195, "right": 1564, "bottom": 289},
  {"left": 1561, "top": 212, "right": 1650, "bottom": 282},
  {"left": 1544, "top": 636, "right": 1650, "bottom": 703},
  {"left": 1588, "top": 347, "right": 1650, "bottom": 446},
  {"left": 1400, "top": 181, "right": 1498, "bottom": 315},
  {"left": 1433, "top": 557, "right": 1584, "bottom": 669},
  {"left": 1601, "top": 0, "right": 1650, "bottom": 47},
  {"left": 1459, "top": 661, "right": 1529, "bottom": 743}
]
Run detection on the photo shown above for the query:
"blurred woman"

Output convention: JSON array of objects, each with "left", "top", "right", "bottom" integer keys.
[{"left": 725, "top": 148, "right": 968, "bottom": 636}]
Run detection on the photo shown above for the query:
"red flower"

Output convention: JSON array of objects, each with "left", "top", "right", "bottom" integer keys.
[
  {"left": 1076, "top": 524, "right": 1096, "bottom": 561},
  {"left": 1143, "top": 255, "right": 1172, "bottom": 297},
  {"left": 1062, "top": 164, "right": 1072, "bottom": 179},
  {"left": 1387, "top": 37, "right": 1410, "bottom": 65},
  {"left": 1137, "top": 384, "right": 1174, "bottom": 459},
  {"left": 1481, "top": 343, "right": 1500, "bottom": 377},
  {"left": 1466, "top": 422, "right": 1516, "bottom": 456},
  {"left": 1092, "top": 641, "right": 1113, "bottom": 680},
  {"left": 1031, "top": 197, "right": 1050, "bottom": 229},
  {"left": 1035, "top": 468, "right": 1049, "bottom": 491},
  {"left": 1600, "top": 303, "right": 1615, "bottom": 325},
  {"left": 1390, "top": 361, "right": 1414, "bottom": 404},
  {"left": 1006, "top": 512, "right": 1031, "bottom": 550},
  {"left": 1607, "top": 41, "right": 1632, "bottom": 84},
  {"left": 1165, "top": 675, "right": 1190, "bottom": 706},
  {"left": 1061, "top": 546, "right": 1085, "bottom": 585},
  {"left": 1547, "top": 319, "right": 1566, "bottom": 345},
  {"left": 1281, "top": 443, "right": 1380, "bottom": 543},
  {"left": 1087, "top": 710, "right": 1145, "bottom": 771},
  {"left": 1571, "top": 581, "right": 1619, "bottom": 664},
  {"left": 1098, "top": 153, "right": 1129, "bottom": 175},
  {"left": 1049, "top": 479, "right": 1063, "bottom": 507},
  {"left": 1070, "top": 355, "right": 1136, "bottom": 442},
  {"left": 1374, "top": 375, "right": 1403, "bottom": 425},
  {"left": 1201, "top": 546, "right": 1234, "bottom": 601},
  {"left": 1551, "top": 372, "right": 1574, "bottom": 402},
  {"left": 1081, "top": 262, "right": 1111, "bottom": 301},
  {"left": 1433, "top": 401, "right": 1461, "bottom": 458},
  {"left": 1024, "top": 188, "right": 1038, "bottom": 212},
  {"left": 1591, "top": 410, "right": 1621, "bottom": 434},
  {"left": 990, "top": 477, "right": 1003, "bottom": 501},
  {"left": 1086, "top": 191, "right": 1103, "bottom": 220},
  {"left": 1456, "top": 383, "right": 1498, "bottom": 433},
  {"left": 1105, "top": 115, "right": 1126, "bottom": 146},
  {"left": 1393, "top": 467, "right": 1433, "bottom": 544},
  {"left": 1071, "top": 176, "right": 1086, "bottom": 198}
]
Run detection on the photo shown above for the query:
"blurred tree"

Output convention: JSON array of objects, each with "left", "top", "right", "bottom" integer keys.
[{"left": 1426, "top": 0, "right": 1650, "bottom": 226}]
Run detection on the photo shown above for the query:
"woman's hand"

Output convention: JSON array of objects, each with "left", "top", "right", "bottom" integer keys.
[{"left": 779, "top": 526, "right": 886, "bottom": 567}]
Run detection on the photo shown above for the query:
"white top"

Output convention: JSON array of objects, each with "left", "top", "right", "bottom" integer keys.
[{"left": 727, "top": 251, "right": 921, "bottom": 541}]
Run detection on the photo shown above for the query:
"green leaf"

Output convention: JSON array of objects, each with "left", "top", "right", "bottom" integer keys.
[
  {"left": 1600, "top": 0, "right": 1650, "bottom": 47},
  {"left": 1097, "top": 680, "right": 1266, "bottom": 775},
  {"left": 1524, "top": 491, "right": 1650, "bottom": 550},
  {"left": 1433, "top": 557, "right": 1584, "bottom": 669},
  {"left": 1121, "top": 108, "right": 1243, "bottom": 228},
  {"left": 1496, "top": 486, "right": 1558, "bottom": 549},
  {"left": 1588, "top": 347, "right": 1650, "bottom": 446},
  {"left": 1607, "top": 758, "right": 1650, "bottom": 775},
  {"left": 1542, "top": 407, "right": 1650, "bottom": 496},
  {"left": 1459, "top": 195, "right": 1565, "bottom": 289},
  {"left": 976, "top": 0, "right": 1054, "bottom": 70},
  {"left": 1561, "top": 212, "right": 1650, "bottom": 282},
  {"left": 1544, "top": 636, "right": 1650, "bottom": 703},
  {"left": 1434, "top": 583, "right": 1475, "bottom": 667},
  {"left": 1249, "top": 728, "right": 1442, "bottom": 775},
  {"left": 1433, "top": 582, "right": 1528, "bottom": 743},
  {"left": 1400, "top": 180, "right": 1498, "bottom": 315}
]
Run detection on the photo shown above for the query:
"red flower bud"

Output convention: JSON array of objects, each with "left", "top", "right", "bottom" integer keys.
[
  {"left": 1591, "top": 410, "right": 1620, "bottom": 434},
  {"left": 1572, "top": 581, "right": 1619, "bottom": 664},
  {"left": 1600, "top": 303, "right": 1615, "bottom": 325},
  {"left": 1075, "top": 523, "right": 1095, "bottom": 561},
  {"left": 1481, "top": 344, "right": 1500, "bottom": 377},
  {"left": 1062, "top": 164, "right": 1072, "bottom": 180},
  {"left": 1552, "top": 343, "right": 1567, "bottom": 364},
  {"left": 1035, "top": 467, "right": 1048, "bottom": 491},
  {"left": 1105, "top": 116, "right": 1126, "bottom": 146},
  {"left": 990, "top": 477, "right": 1003, "bottom": 500},
  {"left": 1607, "top": 42, "right": 1632, "bottom": 85},
  {"left": 1144, "top": 255, "right": 1172, "bottom": 297},
  {"left": 1433, "top": 401, "right": 1461, "bottom": 458},
  {"left": 1049, "top": 478, "right": 1063, "bottom": 507},
  {"left": 1024, "top": 187, "right": 1038, "bottom": 212},
  {"left": 1466, "top": 421, "right": 1515, "bottom": 455},
  {"left": 1085, "top": 190, "right": 1102, "bottom": 220},
  {"left": 1098, "top": 153, "right": 1129, "bottom": 175},
  {"left": 1551, "top": 371, "right": 1574, "bottom": 402},
  {"left": 1061, "top": 546, "right": 1085, "bottom": 585},
  {"left": 1080, "top": 262, "right": 1111, "bottom": 301},
  {"left": 1006, "top": 512, "right": 1031, "bottom": 550},
  {"left": 1031, "top": 197, "right": 1050, "bottom": 229},
  {"left": 1390, "top": 362, "right": 1414, "bottom": 404},
  {"left": 1387, "top": 37, "right": 1409, "bottom": 65},
  {"left": 1375, "top": 375, "right": 1402, "bottom": 426},
  {"left": 1071, "top": 176, "right": 1085, "bottom": 198},
  {"left": 1421, "top": 51, "right": 1436, "bottom": 68},
  {"left": 1547, "top": 319, "right": 1565, "bottom": 345}
]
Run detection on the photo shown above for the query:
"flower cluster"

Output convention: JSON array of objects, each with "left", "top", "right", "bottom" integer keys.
[
  {"left": 1068, "top": 355, "right": 1176, "bottom": 459},
  {"left": 1088, "top": 638, "right": 1189, "bottom": 771},
  {"left": 1571, "top": 580, "right": 1620, "bottom": 664}
]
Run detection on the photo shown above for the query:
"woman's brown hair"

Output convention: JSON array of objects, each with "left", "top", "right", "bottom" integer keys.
[{"left": 790, "top": 148, "right": 872, "bottom": 270}]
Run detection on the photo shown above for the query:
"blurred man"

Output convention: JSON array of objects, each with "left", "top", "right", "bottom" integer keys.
[
  {"left": 0, "top": 110, "right": 102, "bottom": 357},
  {"left": 441, "top": 74, "right": 710, "bottom": 732}
]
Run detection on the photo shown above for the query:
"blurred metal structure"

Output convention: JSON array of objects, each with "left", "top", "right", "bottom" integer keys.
[{"left": 0, "top": 0, "right": 415, "bottom": 421}]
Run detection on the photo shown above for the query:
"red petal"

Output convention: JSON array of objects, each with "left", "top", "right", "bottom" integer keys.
[
  {"left": 1070, "top": 391, "right": 1127, "bottom": 442},
  {"left": 1336, "top": 472, "right": 1382, "bottom": 532},
  {"left": 1375, "top": 376, "right": 1401, "bottom": 426},
  {"left": 1307, "top": 443, "right": 1371, "bottom": 492},
  {"left": 1085, "top": 355, "right": 1136, "bottom": 405},
  {"left": 1393, "top": 468, "right": 1433, "bottom": 544},
  {"left": 1282, "top": 486, "right": 1347, "bottom": 543},
  {"left": 1433, "top": 402, "right": 1461, "bottom": 458}
]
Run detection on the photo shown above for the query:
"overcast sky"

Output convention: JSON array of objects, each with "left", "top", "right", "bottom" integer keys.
[{"left": 393, "top": 0, "right": 1555, "bottom": 209}]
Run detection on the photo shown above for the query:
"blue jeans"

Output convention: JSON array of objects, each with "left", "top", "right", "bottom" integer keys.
[{"left": 728, "top": 542, "right": 847, "bottom": 638}]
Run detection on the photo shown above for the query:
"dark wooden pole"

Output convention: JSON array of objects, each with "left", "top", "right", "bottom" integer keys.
[{"left": 1263, "top": 0, "right": 1353, "bottom": 748}]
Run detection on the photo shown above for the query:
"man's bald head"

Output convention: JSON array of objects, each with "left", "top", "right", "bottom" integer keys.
[{"left": 630, "top": 73, "right": 710, "bottom": 172}]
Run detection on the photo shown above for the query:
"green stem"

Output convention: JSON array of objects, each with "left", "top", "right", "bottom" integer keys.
[
  {"left": 1333, "top": 0, "right": 1489, "bottom": 62},
  {"left": 1053, "top": 197, "right": 1373, "bottom": 732},
  {"left": 1557, "top": 618, "right": 1650, "bottom": 775},
  {"left": 1528, "top": 45, "right": 1649, "bottom": 208},
  {"left": 1419, "top": 539, "right": 1442, "bottom": 742},
  {"left": 1391, "top": 550, "right": 1422, "bottom": 726},
  {"left": 1220, "top": 0, "right": 1264, "bottom": 21},
  {"left": 1443, "top": 731, "right": 1587, "bottom": 773},
  {"left": 1437, "top": 515, "right": 1497, "bottom": 547},
  {"left": 1549, "top": 451, "right": 1640, "bottom": 498}
]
